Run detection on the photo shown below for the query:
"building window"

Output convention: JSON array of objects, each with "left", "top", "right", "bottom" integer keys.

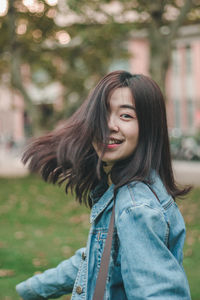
[
  {"left": 187, "top": 99, "right": 195, "bottom": 129},
  {"left": 172, "top": 49, "right": 179, "bottom": 75},
  {"left": 174, "top": 99, "right": 181, "bottom": 129},
  {"left": 185, "top": 45, "right": 192, "bottom": 74}
]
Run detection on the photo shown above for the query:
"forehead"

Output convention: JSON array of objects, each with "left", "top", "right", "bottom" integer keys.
[{"left": 108, "top": 87, "right": 134, "bottom": 108}]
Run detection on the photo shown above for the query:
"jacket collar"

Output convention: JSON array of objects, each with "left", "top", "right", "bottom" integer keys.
[{"left": 90, "top": 184, "right": 114, "bottom": 223}]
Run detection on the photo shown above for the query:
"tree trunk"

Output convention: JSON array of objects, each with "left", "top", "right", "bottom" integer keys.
[
  {"left": 148, "top": 31, "right": 171, "bottom": 96},
  {"left": 7, "top": 0, "right": 38, "bottom": 134},
  {"left": 148, "top": 0, "right": 193, "bottom": 96}
]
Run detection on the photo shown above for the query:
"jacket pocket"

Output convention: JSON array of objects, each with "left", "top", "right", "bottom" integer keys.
[
  {"left": 90, "top": 229, "right": 108, "bottom": 270},
  {"left": 97, "top": 230, "right": 108, "bottom": 268}
]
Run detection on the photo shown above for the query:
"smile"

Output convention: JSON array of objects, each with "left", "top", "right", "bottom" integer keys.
[
  {"left": 108, "top": 137, "right": 123, "bottom": 144},
  {"left": 106, "top": 138, "right": 123, "bottom": 148}
]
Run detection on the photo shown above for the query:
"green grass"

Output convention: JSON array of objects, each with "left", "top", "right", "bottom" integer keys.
[
  {"left": 0, "top": 175, "right": 199, "bottom": 300},
  {"left": 177, "top": 189, "right": 200, "bottom": 300},
  {"left": 0, "top": 175, "right": 90, "bottom": 300}
]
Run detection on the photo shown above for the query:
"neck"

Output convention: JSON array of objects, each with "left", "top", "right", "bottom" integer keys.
[{"left": 103, "top": 162, "right": 114, "bottom": 186}]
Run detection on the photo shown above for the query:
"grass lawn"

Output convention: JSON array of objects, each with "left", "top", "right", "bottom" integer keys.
[{"left": 0, "top": 175, "right": 199, "bottom": 300}]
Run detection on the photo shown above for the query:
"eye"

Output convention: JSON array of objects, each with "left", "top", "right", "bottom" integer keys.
[{"left": 120, "top": 113, "right": 134, "bottom": 120}]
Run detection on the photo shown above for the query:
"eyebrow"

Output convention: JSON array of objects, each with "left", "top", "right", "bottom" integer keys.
[{"left": 119, "top": 104, "right": 136, "bottom": 111}]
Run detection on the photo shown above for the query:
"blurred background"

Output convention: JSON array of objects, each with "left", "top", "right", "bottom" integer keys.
[{"left": 0, "top": 0, "right": 200, "bottom": 299}]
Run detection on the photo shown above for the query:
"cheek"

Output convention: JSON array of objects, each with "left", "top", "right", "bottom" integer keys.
[
  {"left": 126, "top": 125, "right": 139, "bottom": 143},
  {"left": 126, "top": 131, "right": 139, "bottom": 153}
]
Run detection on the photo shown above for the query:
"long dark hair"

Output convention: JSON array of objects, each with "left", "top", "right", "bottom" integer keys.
[{"left": 22, "top": 70, "right": 191, "bottom": 206}]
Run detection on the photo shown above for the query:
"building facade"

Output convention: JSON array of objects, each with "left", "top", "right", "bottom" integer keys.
[
  {"left": 129, "top": 24, "right": 200, "bottom": 136},
  {"left": 0, "top": 24, "right": 200, "bottom": 150}
]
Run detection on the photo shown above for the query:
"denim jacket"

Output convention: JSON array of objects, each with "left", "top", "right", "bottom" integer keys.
[{"left": 16, "top": 172, "right": 191, "bottom": 299}]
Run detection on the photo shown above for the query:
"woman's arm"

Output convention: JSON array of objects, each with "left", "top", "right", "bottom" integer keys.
[
  {"left": 16, "top": 247, "right": 86, "bottom": 300},
  {"left": 117, "top": 205, "right": 191, "bottom": 300}
]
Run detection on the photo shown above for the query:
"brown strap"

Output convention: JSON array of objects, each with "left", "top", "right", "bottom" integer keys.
[
  {"left": 92, "top": 184, "right": 160, "bottom": 300},
  {"left": 92, "top": 201, "right": 115, "bottom": 300}
]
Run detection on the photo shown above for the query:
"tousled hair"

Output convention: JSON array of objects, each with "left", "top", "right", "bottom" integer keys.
[{"left": 22, "top": 70, "right": 191, "bottom": 207}]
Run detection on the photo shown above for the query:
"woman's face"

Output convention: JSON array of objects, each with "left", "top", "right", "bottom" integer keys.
[{"left": 93, "top": 87, "right": 139, "bottom": 164}]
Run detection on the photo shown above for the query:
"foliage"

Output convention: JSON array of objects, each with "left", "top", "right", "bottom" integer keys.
[
  {"left": 0, "top": 1, "right": 131, "bottom": 133},
  {"left": 0, "top": 175, "right": 199, "bottom": 299},
  {"left": 0, "top": 0, "right": 200, "bottom": 132},
  {"left": 170, "top": 132, "right": 200, "bottom": 161},
  {"left": 67, "top": 0, "right": 200, "bottom": 92}
]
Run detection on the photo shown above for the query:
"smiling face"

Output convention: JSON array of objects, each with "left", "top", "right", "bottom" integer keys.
[{"left": 93, "top": 87, "right": 139, "bottom": 164}]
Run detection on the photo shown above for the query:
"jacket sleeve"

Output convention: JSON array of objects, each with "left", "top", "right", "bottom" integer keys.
[
  {"left": 116, "top": 204, "right": 191, "bottom": 300},
  {"left": 16, "top": 247, "right": 86, "bottom": 300}
]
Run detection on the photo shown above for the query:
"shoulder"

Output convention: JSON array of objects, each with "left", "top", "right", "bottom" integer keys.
[
  {"left": 115, "top": 171, "right": 173, "bottom": 217},
  {"left": 114, "top": 179, "right": 171, "bottom": 246}
]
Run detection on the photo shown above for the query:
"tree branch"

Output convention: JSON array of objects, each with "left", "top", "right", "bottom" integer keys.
[{"left": 169, "top": 0, "right": 194, "bottom": 40}]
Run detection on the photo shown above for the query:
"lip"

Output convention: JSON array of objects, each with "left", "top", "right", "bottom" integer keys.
[
  {"left": 107, "top": 143, "right": 121, "bottom": 149},
  {"left": 100, "top": 137, "right": 124, "bottom": 150},
  {"left": 106, "top": 137, "right": 124, "bottom": 149}
]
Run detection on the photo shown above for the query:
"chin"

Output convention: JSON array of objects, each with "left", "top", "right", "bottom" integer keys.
[
  {"left": 103, "top": 157, "right": 121, "bottom": 164},
  {"left": 102, "top": 158, "right": 116, "bottom": 164}
]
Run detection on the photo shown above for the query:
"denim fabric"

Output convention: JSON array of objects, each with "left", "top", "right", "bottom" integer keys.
[{"left": 16, "top": 172, "right": 191, "bottom": 299}]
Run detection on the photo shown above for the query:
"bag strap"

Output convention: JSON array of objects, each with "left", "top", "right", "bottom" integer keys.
[
  {"left": 92, "top": 200, "right": 115, "bottom": 300},
  {"left": 92, "top": 184, "right": 160, "bottom": 300}
]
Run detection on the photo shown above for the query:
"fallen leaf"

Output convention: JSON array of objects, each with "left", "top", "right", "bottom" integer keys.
[
  {"left": 69, "top": 214, "right": 89, "bottom": 225},
  {"left": 14, "top": 231, "right": 25, "bottom": 239},
  {"left": 0, "top": 241, "right": 6, "bottom": 248},
  {"left": 0, "top": 269, "right": 15, "bottom": 277},
  {"left": 61, "top": 245, "right": 72, "bottom": 256},
  {"left": 34, "top": 271, "right": 42, "bottom": 275},
  {"left": 184, "top": 248, "right": 193, "bottom": 257},
  {"left": 32, "top": 257, "right": 47, "bottom": 267}
]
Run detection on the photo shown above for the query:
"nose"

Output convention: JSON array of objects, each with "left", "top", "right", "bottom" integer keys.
[{"left": 108, "top": 116, "right": 119, "bottom": 132}]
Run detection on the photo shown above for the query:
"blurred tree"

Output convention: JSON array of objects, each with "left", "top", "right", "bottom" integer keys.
[
  {"left": 67, "top": 0, "right": 200, "bottom": 93},
  {"left": 0, "top": 0, "right": 199, "bottom": 133},
  {"left": 0, "top": 0, "right": 130, "bottom": 133},
  {"left": 0, "top": 0, "right": 62, "bottom": 133}
]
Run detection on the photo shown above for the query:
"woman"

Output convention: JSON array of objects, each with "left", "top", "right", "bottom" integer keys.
[{"left": 16, "top": 71, "right": 191, "bottom": 299}]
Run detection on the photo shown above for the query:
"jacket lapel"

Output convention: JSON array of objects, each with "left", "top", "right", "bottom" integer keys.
[{"left": 90, "top": 184, "right": 114, "bottom": 223}]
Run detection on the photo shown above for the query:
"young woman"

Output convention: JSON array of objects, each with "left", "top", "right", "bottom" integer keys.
[{"left": 16, "top": 70, "right": 191, "bottom": 299}]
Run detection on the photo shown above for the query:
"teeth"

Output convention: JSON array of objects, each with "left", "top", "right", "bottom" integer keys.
[{"left": 108, "top": 139, "right": 122, "bottom": 145}]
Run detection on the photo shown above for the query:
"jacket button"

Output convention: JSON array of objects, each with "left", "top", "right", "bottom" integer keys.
[
  {"left": 76, "top": 286, "right": 83, "bottom": 294},
  {"left": 82, "top": 252, "right": 86, "bottom": 260}
]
